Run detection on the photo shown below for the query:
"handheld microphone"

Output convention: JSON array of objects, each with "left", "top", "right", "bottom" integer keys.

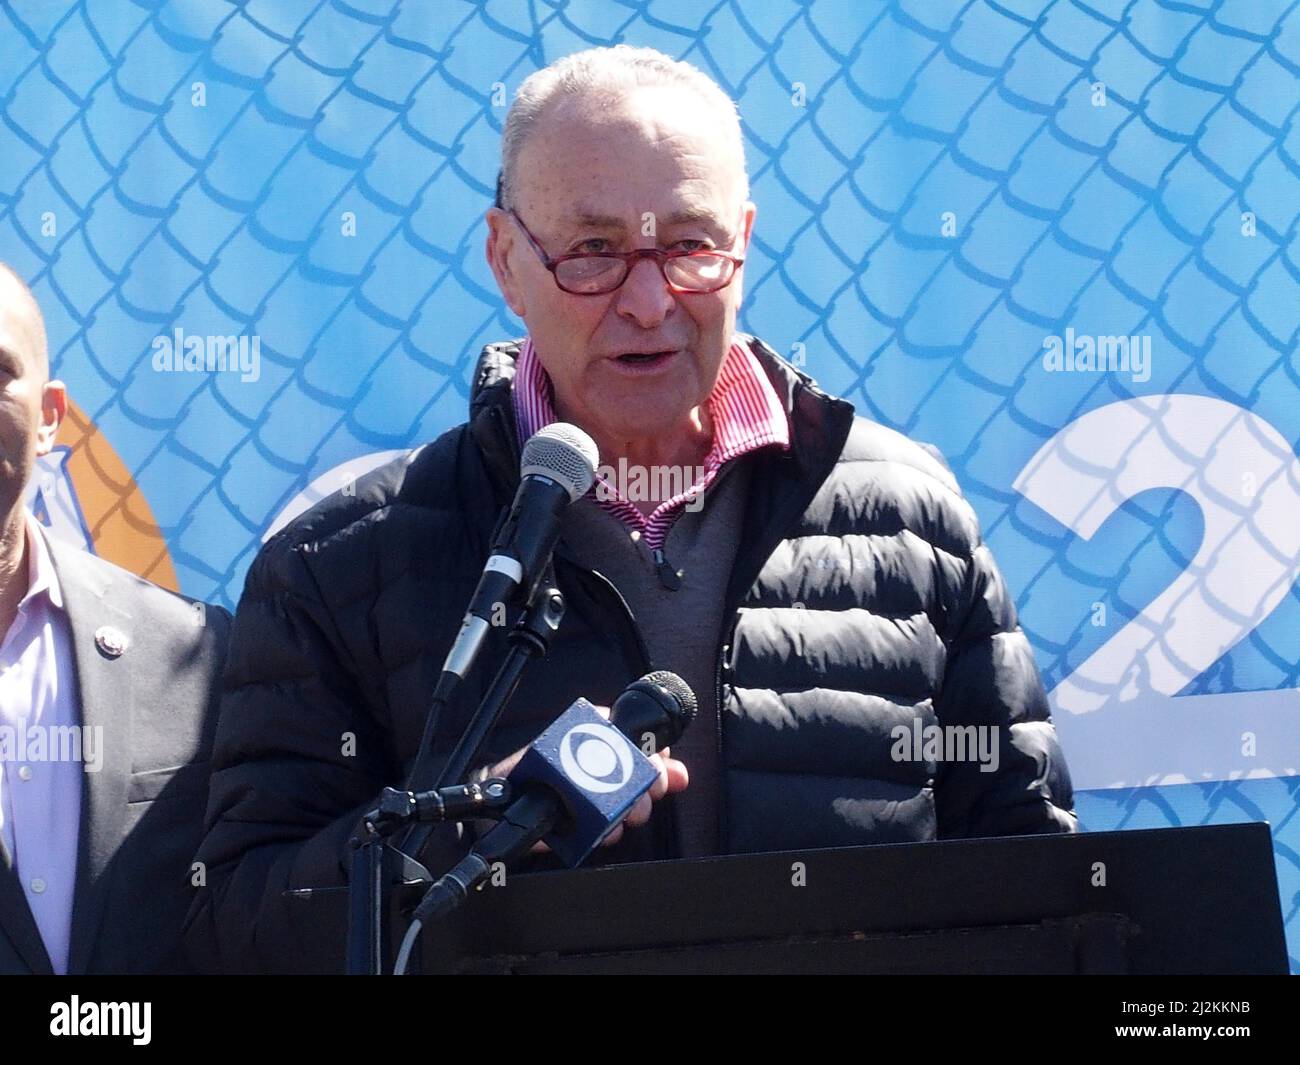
[
  {"left": 411, "top": 672, "right": 696, "bottom": 923},
  {"left": 607, "top": 670, "right": 698, "bottom": 757},
  {"left": 512, "top": 670, "right": 697, "bottom": 866},
  {"left": 437, "top": 423, "right": 599, "bottom": 688}
]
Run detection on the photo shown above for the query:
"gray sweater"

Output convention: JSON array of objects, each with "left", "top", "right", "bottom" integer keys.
[{"left": 557, "top": 457, "right": 753, "bottom": 857}]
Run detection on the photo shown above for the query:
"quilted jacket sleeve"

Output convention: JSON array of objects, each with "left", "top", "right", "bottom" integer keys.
[
  {"left": 183, "top": 532, "right": 465, "bottom": 974},
  {"left": 933, "top": 533, "right": 1078, "bottom": 839}
]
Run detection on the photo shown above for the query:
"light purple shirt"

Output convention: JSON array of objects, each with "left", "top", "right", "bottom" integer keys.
[{"left": 0, "top": 509, "right": 81, "bottom": 974}]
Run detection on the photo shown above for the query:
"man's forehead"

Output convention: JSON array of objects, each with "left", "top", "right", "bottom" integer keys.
[
  {"left": 561, "top": 202, "right": 729, "bottom": 229},
  {"left": 519, "top": 88, "right": 743, "bottom": 211}
]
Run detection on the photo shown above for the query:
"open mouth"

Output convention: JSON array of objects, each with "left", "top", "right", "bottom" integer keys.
[{"left": 613, "top": 350, "right": 676, "bottom": 365}]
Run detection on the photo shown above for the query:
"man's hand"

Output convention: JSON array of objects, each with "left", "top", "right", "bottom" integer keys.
[{"left": 476, "top": 705, "right": 689, "bottom": 853}]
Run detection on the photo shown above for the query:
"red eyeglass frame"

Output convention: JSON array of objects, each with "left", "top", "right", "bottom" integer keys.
[{"left": 506, "top": 208, "right": 747, "bottom": 295}]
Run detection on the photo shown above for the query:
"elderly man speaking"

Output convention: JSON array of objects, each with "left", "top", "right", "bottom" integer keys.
[{"left": 188, "top": 45, "right": 1075, "bottom": 974}]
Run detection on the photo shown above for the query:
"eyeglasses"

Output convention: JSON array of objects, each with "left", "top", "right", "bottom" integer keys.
[{"left": 507, "top": 209, "right": 745, "bottom": 295}]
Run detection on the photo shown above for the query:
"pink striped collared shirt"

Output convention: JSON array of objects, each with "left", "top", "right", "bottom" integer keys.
[{"left": 512, "top": 335, "right": 790, "bottom": 551}]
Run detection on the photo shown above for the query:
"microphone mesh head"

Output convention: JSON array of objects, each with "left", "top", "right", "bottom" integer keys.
[
  {"left": 521, "top": 423, "right": 599, "bottom": 502},
  {"left": 642, "top": 670, "right": 698, "bottom": 723}
]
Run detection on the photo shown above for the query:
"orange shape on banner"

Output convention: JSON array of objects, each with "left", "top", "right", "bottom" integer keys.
[{"left": 55, "top": 398, "right": 180, "bottom": 592}]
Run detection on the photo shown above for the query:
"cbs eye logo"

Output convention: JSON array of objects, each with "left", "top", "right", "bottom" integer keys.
[{"left": 558, "top": 723, "right": 634, "bottom": 793}]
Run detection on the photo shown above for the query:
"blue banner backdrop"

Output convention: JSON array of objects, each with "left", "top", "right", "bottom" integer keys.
[{"left": 2, "top": 0, "right": 1298, "bottom": 969}]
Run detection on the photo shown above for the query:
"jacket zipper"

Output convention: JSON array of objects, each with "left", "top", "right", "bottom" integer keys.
[
  {"left": 713, "top": 620, "right": 730, "bottom": 852},
  {"left": 651, "top": 548, "right": 682, "bottom": 591},
  {"left": 556, "top": 552, "right": 654, "bottom": 676}
]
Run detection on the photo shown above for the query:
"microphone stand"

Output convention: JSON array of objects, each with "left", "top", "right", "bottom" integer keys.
[
  {"left": 344, "top": 574, "right": 566, "bottom": 975},
  {"left": 396, "top": 580, "right": 565, "bottom": 857},
  {"left": 344, "top": 781, "right": 511, "bottom": 977}
]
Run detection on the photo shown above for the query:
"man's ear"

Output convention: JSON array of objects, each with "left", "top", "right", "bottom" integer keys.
[
  {"left": 35, "top": 379, "right": 66, "bottom": 457},
  {"left": 740, "top": 200, "right": 757, "bottom": 250},
  {"left": 485, "top": 207, "right": 528, "bottom": 318},
  {"left": 731, "top": 201, "right": 758, "bottom": 313}
]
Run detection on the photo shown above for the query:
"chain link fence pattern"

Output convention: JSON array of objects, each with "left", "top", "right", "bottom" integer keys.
[{"left": 2, "top": 0, "right": 1298, "bottom": 970}]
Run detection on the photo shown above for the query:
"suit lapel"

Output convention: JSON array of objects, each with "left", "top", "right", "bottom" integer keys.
[{"left": 42, "top": 529, "right": 134, "bottom": 976}]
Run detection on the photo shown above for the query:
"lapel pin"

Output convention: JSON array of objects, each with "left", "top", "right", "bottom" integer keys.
[{"left": 95, "top": 625, "right": 129, "bottom": 658}]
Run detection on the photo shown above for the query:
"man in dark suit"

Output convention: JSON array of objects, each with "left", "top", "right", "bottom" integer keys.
[{"left": 0, "top": 262, "right": 230, "bottom": 974}]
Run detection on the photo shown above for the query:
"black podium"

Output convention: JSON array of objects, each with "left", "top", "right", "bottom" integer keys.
[{"left": 415, "top": 823, "right": 1288, "bottom": 974}]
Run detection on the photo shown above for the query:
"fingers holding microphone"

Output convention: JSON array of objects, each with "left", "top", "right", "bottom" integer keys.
[
  {"left": 593, "top": 705, "right": 689, "bottom": 845},
  {"left": 473, "top": 671, "right": 697, "bottom": 858}
]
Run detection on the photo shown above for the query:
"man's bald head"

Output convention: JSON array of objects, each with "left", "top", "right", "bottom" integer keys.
[{"left": 0, "top": 261, "right": 49, "bottom": 382}]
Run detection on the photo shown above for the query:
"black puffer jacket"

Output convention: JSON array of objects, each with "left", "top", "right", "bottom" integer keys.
[{"left": 186, "top": 334, "right": 1075, "bottom": 973}]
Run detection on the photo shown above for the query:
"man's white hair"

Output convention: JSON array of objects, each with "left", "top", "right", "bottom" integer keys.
[{"left": 497, "top": 44, "right": 749, "bottom": 211}]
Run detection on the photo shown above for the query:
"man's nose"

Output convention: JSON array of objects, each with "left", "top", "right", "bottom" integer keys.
[{"left": 614, "top": 257, "right": 675, "bottom": 327}]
